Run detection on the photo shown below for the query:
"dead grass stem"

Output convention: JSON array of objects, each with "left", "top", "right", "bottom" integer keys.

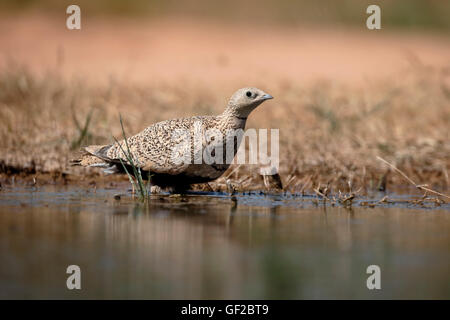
[{"left": 377, "top": 156, "right": 450, "bottom": 200}]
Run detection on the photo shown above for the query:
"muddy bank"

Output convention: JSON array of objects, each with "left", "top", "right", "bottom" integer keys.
[{"left": 1, "top": 170, "right": 448, "bottom": 211}]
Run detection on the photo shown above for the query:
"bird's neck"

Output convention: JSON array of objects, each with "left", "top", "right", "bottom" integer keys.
[{"left": 220, "top": 107, "right": 247, "bottom": 130}]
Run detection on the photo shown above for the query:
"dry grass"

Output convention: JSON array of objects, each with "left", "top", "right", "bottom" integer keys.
[{"left": 0, "top": 64, "right": 449, "bottom": 195}]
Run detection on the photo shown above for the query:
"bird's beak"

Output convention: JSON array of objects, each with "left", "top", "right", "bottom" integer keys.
[{"left": 261, "top": 93, "right": 273, "bottom": 100}]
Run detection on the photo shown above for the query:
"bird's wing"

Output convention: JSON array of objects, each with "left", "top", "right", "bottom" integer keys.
[{"left": 102, "top": 118, "right": 196, "bottom": 174}]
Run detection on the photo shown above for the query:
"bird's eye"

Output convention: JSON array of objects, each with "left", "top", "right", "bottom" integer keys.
[{"left": 246, "top": 91, "right": 252, "bottom": 98}]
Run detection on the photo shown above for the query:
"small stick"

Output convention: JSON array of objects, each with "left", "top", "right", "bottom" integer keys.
[
  {"left": 376, "top": 156, "right": 450, "bottom": 200},
  {"left": 313, "top": 187, "right": 336, "bottom": 204},
  {"left": 224, "top": 164, "right": 242, "bottom": 180}
]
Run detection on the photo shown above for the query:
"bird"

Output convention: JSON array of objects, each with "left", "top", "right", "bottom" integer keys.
[{"left": 71, "top": 87, "right": 273, "bottom": 192}]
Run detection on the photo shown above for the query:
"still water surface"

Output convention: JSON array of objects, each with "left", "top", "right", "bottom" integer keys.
[{"left": 0, "top": 185, "right": 449, "bottom": 299}]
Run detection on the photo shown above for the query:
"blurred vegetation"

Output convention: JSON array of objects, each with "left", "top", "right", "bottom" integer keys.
[{"left": 1, "top": 0, "right": 450, "bottom": 32}]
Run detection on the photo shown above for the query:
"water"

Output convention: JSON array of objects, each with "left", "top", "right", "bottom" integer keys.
[{"left": 0, "top": 185, "right": 449, "bottom": 299}]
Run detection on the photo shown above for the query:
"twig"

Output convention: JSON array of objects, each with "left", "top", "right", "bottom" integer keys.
[
  {"left": 224, "top": 164, "right": 242, "bottom": 180},
  {"left": 313, "top": 186, "right": 336, "bottom": 205},
  {"left": 376, "top": 156, "right": 450, "bottom": 200}
]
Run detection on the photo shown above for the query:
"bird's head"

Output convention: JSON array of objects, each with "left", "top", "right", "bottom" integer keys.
[{"left": 225, "top": 87, "right": 273, "bottom": 118}]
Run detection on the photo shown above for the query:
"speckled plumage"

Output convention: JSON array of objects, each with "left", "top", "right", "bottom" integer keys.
[{"left": 73, "top": 87, "right": 273, "bottom": 190}]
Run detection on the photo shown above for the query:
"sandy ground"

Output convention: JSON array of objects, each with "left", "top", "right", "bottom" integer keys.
[{"left": 1, "top": 13, "right": 450, "bottom": 89}]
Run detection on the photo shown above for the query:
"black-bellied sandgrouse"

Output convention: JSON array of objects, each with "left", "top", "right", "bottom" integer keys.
[{"left": 72, "top": 87, "right": 273, "bottom": 191}]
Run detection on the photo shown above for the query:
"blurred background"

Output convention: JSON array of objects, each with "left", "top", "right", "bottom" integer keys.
[
  {"left": 3, "top": 0, "right": 450, "bottom": 30},
  {"left": 1, "top": 0, "right": 449, "bottom": 85}
]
